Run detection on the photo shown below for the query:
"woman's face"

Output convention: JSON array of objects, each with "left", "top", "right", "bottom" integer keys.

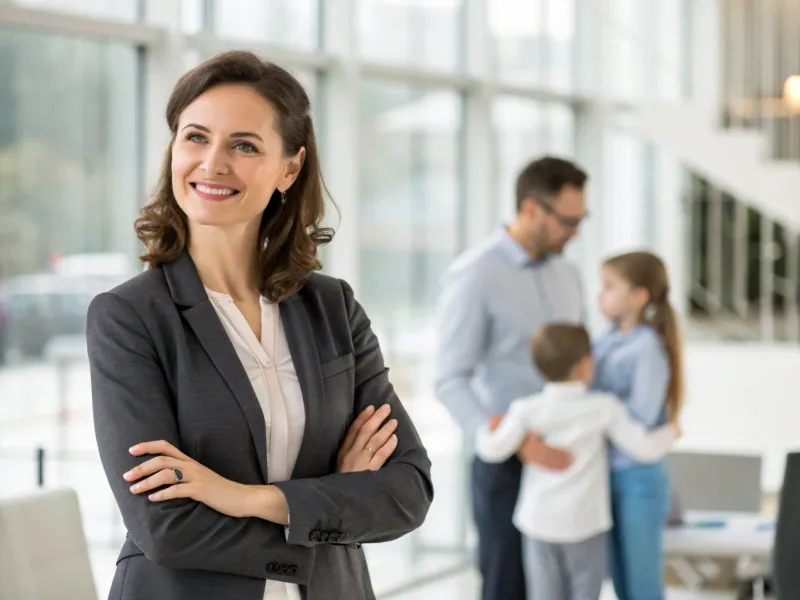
[{"left": 171, "top": 83, "right": 304, "bottom": 229}]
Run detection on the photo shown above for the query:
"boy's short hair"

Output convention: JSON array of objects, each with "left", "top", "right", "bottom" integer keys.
[{"left": 531, "top": 323, "right": 591, "bottom": 381}]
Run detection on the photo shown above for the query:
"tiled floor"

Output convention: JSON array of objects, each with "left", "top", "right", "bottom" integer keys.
[{"left": 384, "top": 569, "right": 740, "bottom": 600}]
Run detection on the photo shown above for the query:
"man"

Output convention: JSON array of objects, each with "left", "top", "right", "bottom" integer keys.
[{"left": 434, "top": 157, "right": 588, "bottom": 600}]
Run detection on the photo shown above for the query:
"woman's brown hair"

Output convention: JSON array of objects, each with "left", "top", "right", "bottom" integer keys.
[
  {"left": 135, "top": 50, "right": 334, "bottom": 302},
  {"left": 604, "top": 251, "right": 685, "bottom": 422}
]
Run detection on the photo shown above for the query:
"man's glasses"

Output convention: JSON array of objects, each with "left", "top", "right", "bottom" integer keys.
[{"left": 535, "top": 199, "right": 587, "bottom": 229}]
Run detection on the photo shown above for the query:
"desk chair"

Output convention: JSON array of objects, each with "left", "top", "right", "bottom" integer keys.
[
  {"left": 774, "top": 452, "right": 800, "bottom": 599},
  {"left": 0, "top": 488, "right": 97, "bottom": 600}
]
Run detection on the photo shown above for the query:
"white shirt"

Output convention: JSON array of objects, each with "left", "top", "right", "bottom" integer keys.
[
  {"left": 474, "top": 382, "right": 677, "bottom": 543},
  {"left": 207, "top": 288, "right": 305, "bottom": 600}
]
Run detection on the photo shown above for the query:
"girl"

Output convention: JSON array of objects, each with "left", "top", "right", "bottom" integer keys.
[{"left": 593, "top": 251, "right": 684, "bottom": 600}]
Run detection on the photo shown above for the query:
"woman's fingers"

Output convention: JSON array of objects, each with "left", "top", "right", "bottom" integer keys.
[
  {"left": 365, "top": 418, "right": 398, "bottom": 456},
  {"left": 352, "top": 404, "right": 392, "bottom": 452},
  {"left": 149, "top": 481, "right": 194, "bottom": 502},
  {"left": 339, "top": 405, "right": 376, "bottom": 455},
  {"left": 129, "top": 467, "right": 184, "bottom": 495},
  {"left": 129, "top": 440, "right": 189, "bottom": 461},
  {"left": 369, "top": 434, "right": 398, "bottom": 470},
  {"left": 124, "top": 456, "right": 183, "bottom": 483}
]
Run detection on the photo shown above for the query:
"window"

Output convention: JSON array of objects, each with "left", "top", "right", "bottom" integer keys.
[
  {"left": 356, "top": 0, "right": 463, "bottom": 71},
  {"left": 602, "top": 113, "right": 648, "bottom": 254},
  {"left": 358, "top": 81, "right": 462, "bottom": 403},
  {"left": 492, "top": 97, "right": 577, "bottom": 224},
  {"left": 205, "top": 0, "right": 320, "bottom": 49},
  {"left": 0, "top": 30, "right": 140, "bottom": 552},
  {"left": 490, "top": 0, "right": 576, "bottom": 90},
  {"left": 12, "top": 0, "right": 141, "bottom": 21}
]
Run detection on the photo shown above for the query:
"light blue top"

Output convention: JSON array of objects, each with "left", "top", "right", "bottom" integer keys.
[
  {"left": 591, "top": 324, "right": 671, "bottom": 470},
  {"left": 434, "top": 227, "right": 585, "bottom": 441}
]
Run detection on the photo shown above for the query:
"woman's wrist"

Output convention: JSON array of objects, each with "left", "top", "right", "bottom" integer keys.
[{"left": 243, "top": 485, "right": 290, "bottom": 525}]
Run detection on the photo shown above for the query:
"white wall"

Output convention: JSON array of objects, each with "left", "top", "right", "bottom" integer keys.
[{"left": 679, "top": 342, "right": 800, "bottom": 491}]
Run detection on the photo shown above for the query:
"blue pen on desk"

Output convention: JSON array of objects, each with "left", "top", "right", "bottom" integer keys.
[{"left": 690, "top": 520, "right": 727, "bottom": 528}]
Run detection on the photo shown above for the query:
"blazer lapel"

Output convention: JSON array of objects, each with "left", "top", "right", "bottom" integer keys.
[
  {"left": 164, "top": 253, "right": 269, "bottom": 484},
  {"left": 280, "top": 293, "right": 325, "bottom": 479}
]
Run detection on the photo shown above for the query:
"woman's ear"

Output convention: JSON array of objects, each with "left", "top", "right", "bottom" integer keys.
[{"left": 280, "top": 147, "right": 306, "bottom": 191}]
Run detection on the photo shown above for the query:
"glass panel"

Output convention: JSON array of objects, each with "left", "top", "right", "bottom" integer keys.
[
  {"left": 544, "top": 0, "right": 576, "bottom": 91},
  {"left": 180, "top": 0, "right": 204, "bottom": 34},
  {"left": 208, "top": 0, "right": 320, "bottom": 50},
  {"left": 490, "top": 0, "right": 576, "bottom": 90},
  {"left": 356, "top": 0, "right": 463, "bottom": 72},
  {"left": 358, "top": 80, "right": 466, "bottom": 586},
  {"left": 602, "top": 113, "right": 648, "bottom": 254},
  {"left": 603, "top": 0, "right": 683, "bottom": 101},
  {"left": 11, "top": 0, "right": 140, "bottom": 21},
  {"left": 489, "top": 0, "right": 543, "bottom": 82},
  {"left": 492, "top": 97, "right": 577, "bottom": 225},
  {"left": 0, "top": 28, "right": 140, "bottom": 595}
]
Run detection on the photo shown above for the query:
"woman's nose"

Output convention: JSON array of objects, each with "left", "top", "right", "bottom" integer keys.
[{"left": 200, "top": 145, "right": 230, "bottom": 175}]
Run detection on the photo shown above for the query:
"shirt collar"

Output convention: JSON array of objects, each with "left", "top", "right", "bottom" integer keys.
[
  {"left": 542, "top": 381, "right": 588, "bottom": 399},
  {"left": 494, "top": 226, "right": 549, "bottom": 268}
]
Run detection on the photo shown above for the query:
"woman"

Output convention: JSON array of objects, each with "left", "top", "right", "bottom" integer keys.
[{"left": 87, "top": 50, "right": 433, "bottom": 600}]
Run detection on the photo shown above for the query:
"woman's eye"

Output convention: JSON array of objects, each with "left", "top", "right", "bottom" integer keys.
[
  {"left": 234, "top": 141, "right": 257, "bottom": 153},
  {"left": 186, "top": 133, "right": 205, "bottom": 143}
]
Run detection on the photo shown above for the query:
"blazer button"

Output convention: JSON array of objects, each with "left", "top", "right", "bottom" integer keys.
[
  {"left": 309, "top": 530, "right": 321, "bottom": 542},
  {"left": 267, "top": 561, "right": 279, "bottom": 574},
  {"left": 278, "top": 564, "right": 289, "bottom": 575},
  {"left": 287, "top": 565, "right": 298, "bottom": 576},
  {"left": 328, "top": 532, "right": 340, "bottom": 543},
  {"left": 320, "top": 532, "right": 329, "bottom": 542},
  {"left": 338, "top": 532, "right": 348, "bottom": 542}
]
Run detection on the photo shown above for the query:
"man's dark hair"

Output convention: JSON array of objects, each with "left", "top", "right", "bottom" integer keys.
[
  {"left": 531, "top": 323, "right": 591, "bottom": 382},
  {"left": 515, "top": 156, "right": 588, "bottom": 211}
]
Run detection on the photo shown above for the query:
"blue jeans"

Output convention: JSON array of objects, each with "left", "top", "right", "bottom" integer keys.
[{"left": 609, "top": 463, "right": 671, "bottom": 600}]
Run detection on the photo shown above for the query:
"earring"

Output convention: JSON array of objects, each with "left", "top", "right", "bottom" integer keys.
[
  {"left": 280, "top": 190, "right": 287, "bottom": 204},
  {"left": 643, "top": 303, "right": 657, "bottom": 321}
]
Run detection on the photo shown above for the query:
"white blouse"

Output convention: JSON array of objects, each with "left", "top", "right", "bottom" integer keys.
[{"left": 206, "top": 288, "right": 305, "bottom": 600}]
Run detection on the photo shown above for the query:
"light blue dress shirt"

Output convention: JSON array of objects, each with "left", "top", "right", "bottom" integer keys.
[
  {"left": 591, "top": 324, "right": 671, "bottom": 470},
  {"left": 434, "top": 228, "right": 585, "bottom": 441}
]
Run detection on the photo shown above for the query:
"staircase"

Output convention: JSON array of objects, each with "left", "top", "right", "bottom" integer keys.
[{"left": 637, "top": 104, "right": 800, "bottom": 230}]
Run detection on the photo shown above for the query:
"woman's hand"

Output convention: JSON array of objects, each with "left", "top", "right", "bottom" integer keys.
[
  {"left": 337, "top": 404, "right": 399, "bottom": 473},
  {"left": 124, "top": 440, "right": 253, "bottom": 518}
]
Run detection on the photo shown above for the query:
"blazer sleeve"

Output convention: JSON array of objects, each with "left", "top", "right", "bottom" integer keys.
[
  {"left": 87, "top": 292, "right": 304, "bottom": 580},
  {"left": 274, "top": 280, "right": 434, "bottom": 547}
]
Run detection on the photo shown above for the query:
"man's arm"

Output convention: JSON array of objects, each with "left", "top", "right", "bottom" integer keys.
[{"left": 433, "top": 266, "right": 490, "bottom": 440}]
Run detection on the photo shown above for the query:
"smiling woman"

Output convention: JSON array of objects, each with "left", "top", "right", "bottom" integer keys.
[{"left": 86, "top": 50, "right": 433, "bottom": 600}]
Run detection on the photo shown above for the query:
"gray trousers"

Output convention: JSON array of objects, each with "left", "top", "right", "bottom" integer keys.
[{"left": 523, "top": 532, "right": 607, "bottom": 600}]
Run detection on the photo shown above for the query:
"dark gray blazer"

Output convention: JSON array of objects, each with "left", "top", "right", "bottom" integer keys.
[{"left": 86, "top": 252, "right": 433, "bottom": 600}]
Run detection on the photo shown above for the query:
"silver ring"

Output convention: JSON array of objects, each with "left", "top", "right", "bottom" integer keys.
[{"left": 172, "top": 468, "right": 184, "bottom": 483}]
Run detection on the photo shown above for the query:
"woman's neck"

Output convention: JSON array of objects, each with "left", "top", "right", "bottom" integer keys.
[{"left": 188, "top": 222, "right": 261, "bottom": 301}]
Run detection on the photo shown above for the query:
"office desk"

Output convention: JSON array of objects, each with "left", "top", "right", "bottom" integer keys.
[{"left": 664, "top": 512, "right": 774, "bottom": 590}]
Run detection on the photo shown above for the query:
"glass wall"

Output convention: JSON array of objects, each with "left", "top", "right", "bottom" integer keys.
[
  {"left": 0, "top": 27, "right": 141, "bottom": 551},
  {"left": 0, "top": 0, "right": 689, "bottom": 596},
  {"left": 358, "top": 82, "right": 462, "bottom": 406}
]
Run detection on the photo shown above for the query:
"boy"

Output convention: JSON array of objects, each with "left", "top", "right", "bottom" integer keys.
[{"left": 475, "top": 323, "right": 679, "bottom": 600}]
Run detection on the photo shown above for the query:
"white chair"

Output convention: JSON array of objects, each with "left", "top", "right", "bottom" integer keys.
[{"left": 0, "top": 488, "right": 97, "bottom": 600}]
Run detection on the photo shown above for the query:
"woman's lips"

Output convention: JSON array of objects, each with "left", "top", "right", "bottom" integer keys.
[{"left": 190, "top": 182, "right": 240, "bottom": 201}]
